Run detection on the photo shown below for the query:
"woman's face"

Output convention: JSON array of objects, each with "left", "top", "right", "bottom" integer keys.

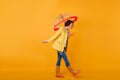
[{"left": 68, "top": 23, "right": 74, "bottom": 29}]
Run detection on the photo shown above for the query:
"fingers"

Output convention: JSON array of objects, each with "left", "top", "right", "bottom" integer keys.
[{"left": 42, "top": 40, "right": 48, "bottom": 43}]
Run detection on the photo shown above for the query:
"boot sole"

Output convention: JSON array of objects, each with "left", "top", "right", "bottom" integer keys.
[
  {"left": 56, "top": 76, "right": 64, "bottom": 78},
  {"left": 73, "top": 71, "right": 80, "bottom": 76}
]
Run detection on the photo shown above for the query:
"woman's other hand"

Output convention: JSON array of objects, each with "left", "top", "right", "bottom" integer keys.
[{"left": 42, "top": 40, "right": 49, "bottom": 43}]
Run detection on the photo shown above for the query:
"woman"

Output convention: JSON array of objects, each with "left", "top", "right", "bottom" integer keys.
[{"left": 42, "top": 20, "right": 79, "bottom": 78}]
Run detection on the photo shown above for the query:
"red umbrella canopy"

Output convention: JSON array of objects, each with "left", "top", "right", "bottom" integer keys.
[{"left": 53, "top": 14, "right": 78, "bottom": 31}]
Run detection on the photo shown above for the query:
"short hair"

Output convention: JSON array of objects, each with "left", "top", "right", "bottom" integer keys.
[{"left": 64, "top": 20, "right": 74, "bottom": 27}]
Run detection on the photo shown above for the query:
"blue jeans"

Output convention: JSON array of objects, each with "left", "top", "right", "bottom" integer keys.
[{"left": 56, "top": 49, "right": 70, "bottom": 67}]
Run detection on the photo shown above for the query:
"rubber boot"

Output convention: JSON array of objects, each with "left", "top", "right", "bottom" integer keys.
[
  {"left": 56, "top": 66, "right": 64, "bottom": 78},
  {"left": 67, "top": 66, "right": 80, "bottom": 76}
]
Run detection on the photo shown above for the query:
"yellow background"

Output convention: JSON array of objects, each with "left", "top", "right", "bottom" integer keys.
[{"left": 0, "top": 0, "right": 120, "bottom": 80}]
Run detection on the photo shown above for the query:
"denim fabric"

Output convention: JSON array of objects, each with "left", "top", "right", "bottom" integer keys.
[{"left": 56, "top": 49, "right": 70, "bottom": 67}]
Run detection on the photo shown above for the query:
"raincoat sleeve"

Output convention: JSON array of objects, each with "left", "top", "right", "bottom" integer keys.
[{"left": 48, "top": 27, "right": 63, "bottom": 42}]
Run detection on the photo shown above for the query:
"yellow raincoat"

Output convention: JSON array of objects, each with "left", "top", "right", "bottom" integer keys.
[{"left": 48, "top": 26, "right": 68, "bottom": 52}]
